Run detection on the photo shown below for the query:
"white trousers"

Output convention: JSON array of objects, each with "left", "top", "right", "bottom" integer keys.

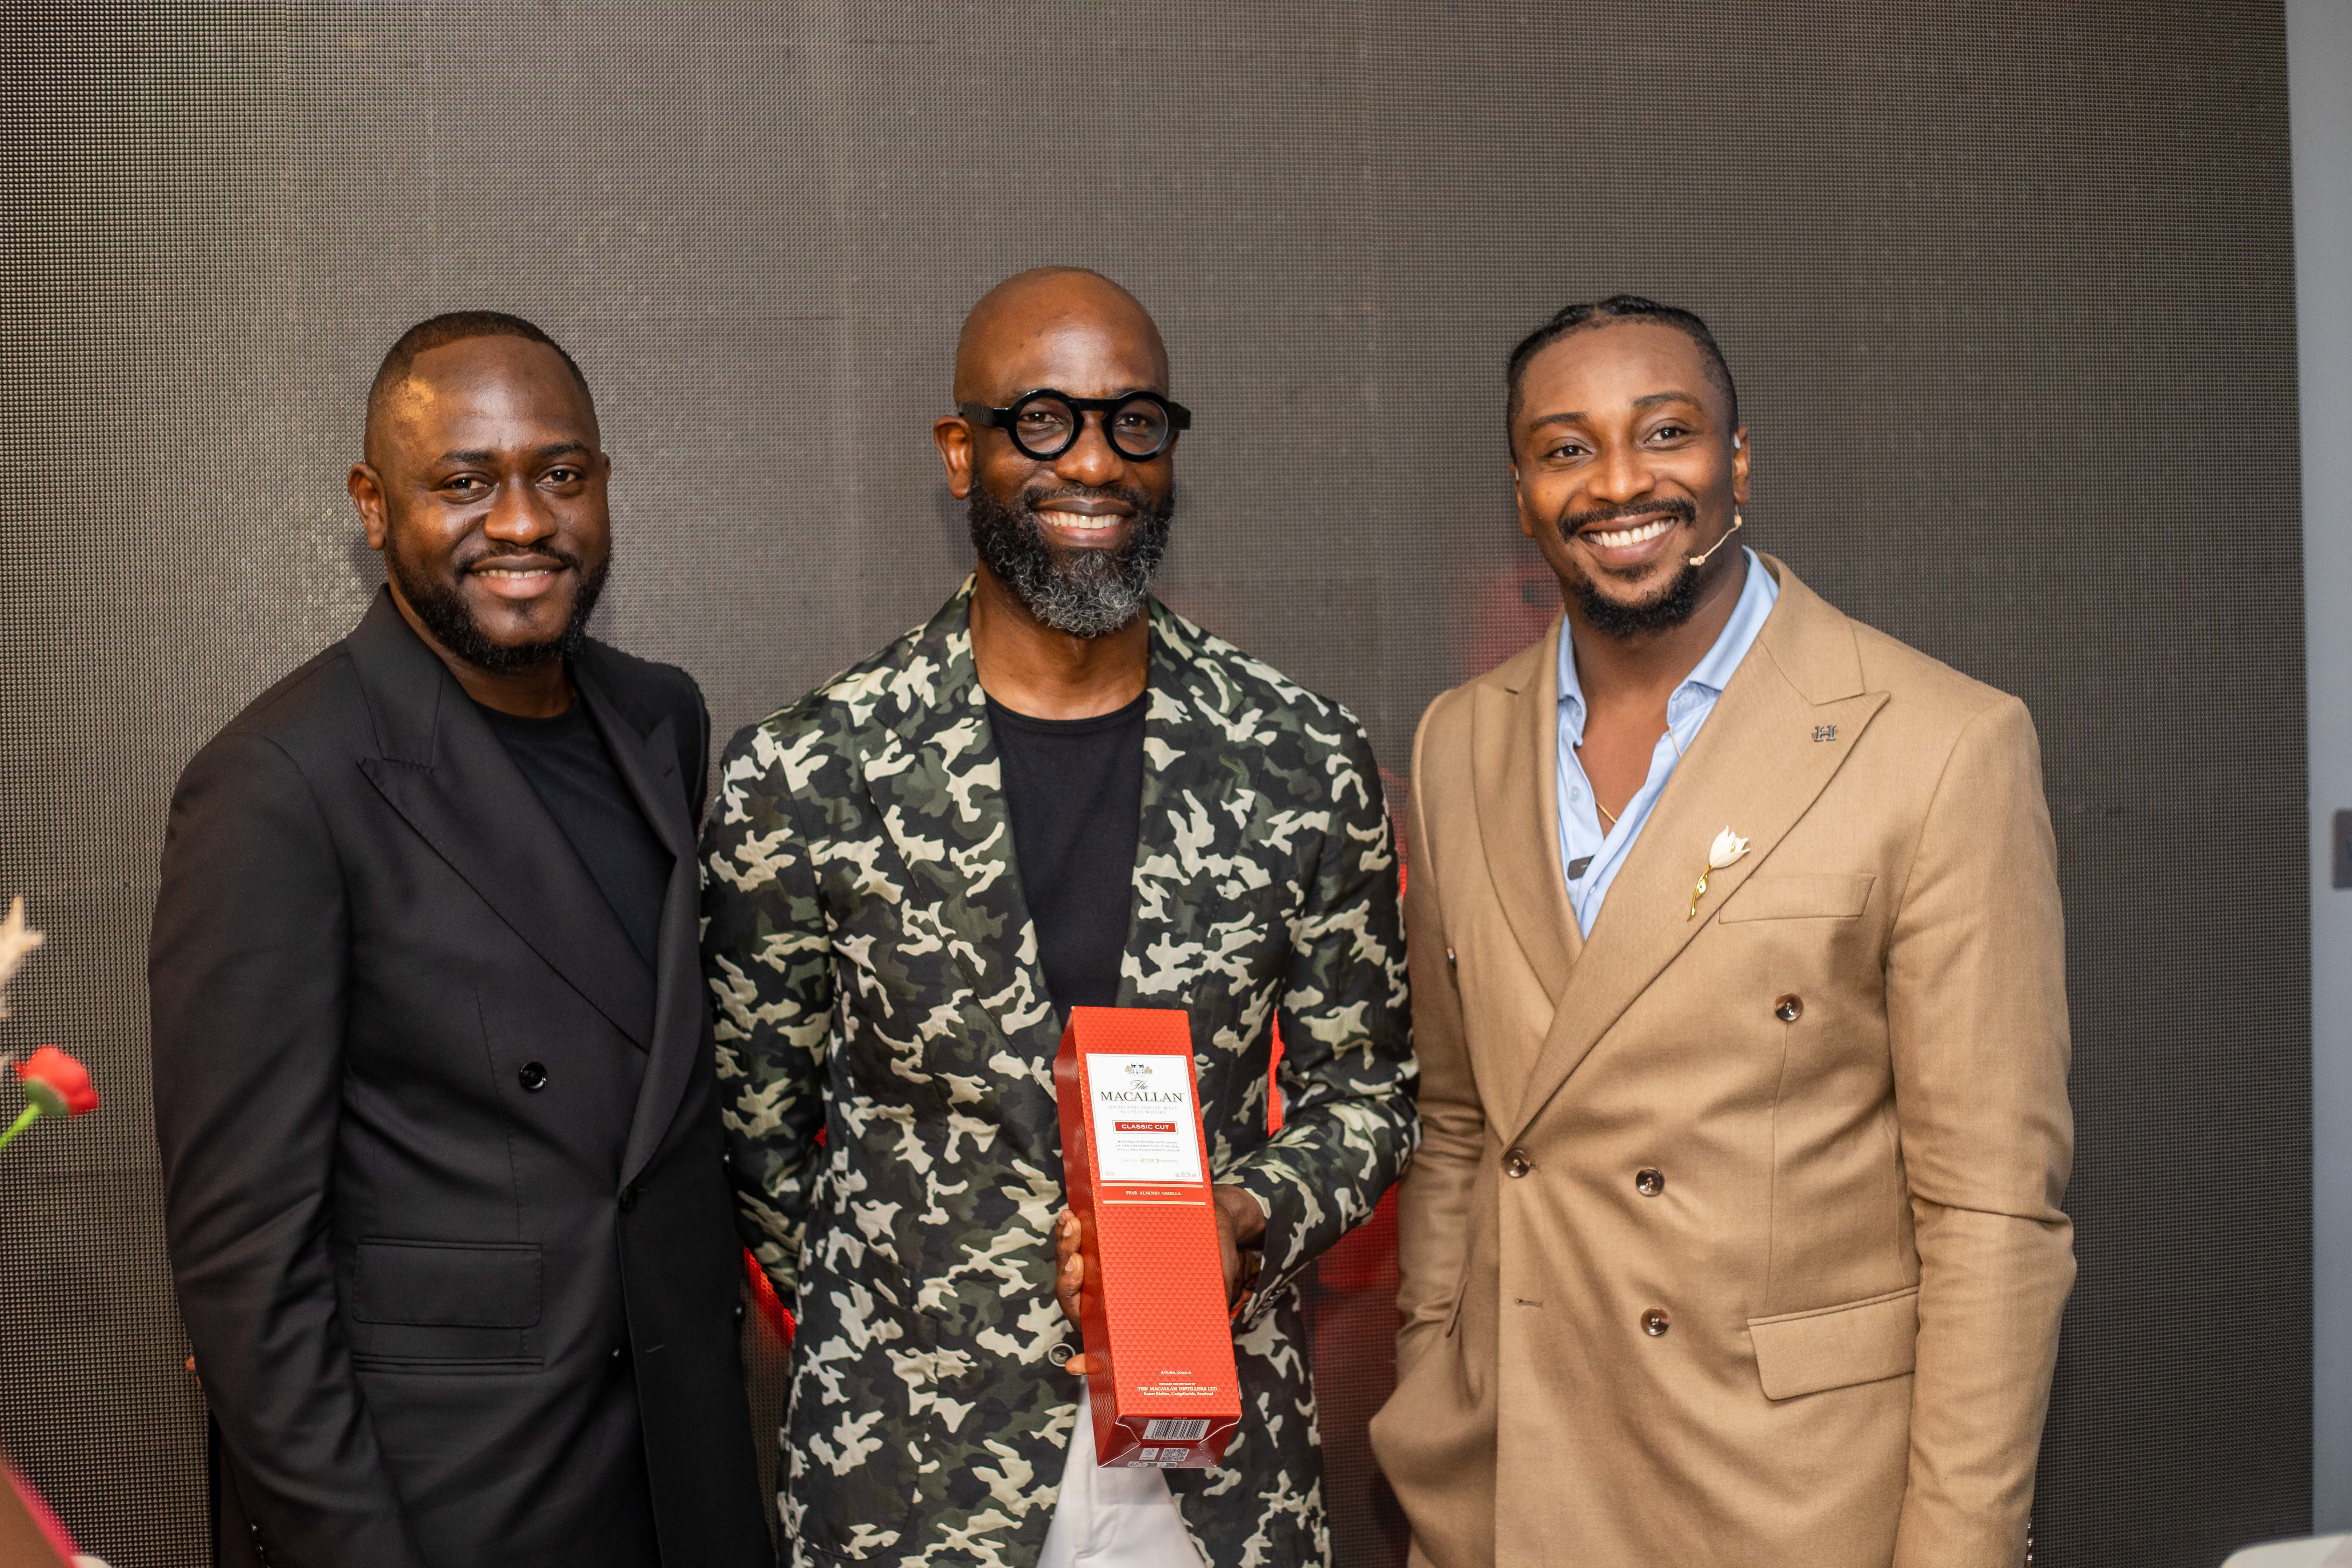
[{"left": 1037, "top": 1395, "right": 1202, "bottom": 1568}]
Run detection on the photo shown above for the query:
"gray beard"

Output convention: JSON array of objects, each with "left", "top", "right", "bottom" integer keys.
[{"left": 967, "top": 483, "right": 1174, "bottom": 638}]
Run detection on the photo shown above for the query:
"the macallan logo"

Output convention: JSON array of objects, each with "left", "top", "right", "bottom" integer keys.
[
  {"left": 1099, "top": 1059, "right": 1185, "bottom": 1104},
  {"left": 1086, "top": 1052, "right": 1204, "bottom": 1186}
]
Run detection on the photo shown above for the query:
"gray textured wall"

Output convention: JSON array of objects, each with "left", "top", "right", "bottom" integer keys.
[
  {"left": 2289, "top": 0, "right": 2351, "bottom": 1534},
  {"left": 3, "top": 4, "right": 2309, "bottom": 1564}
]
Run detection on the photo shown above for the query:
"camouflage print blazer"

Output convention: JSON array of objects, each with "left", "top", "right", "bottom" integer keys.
[{"left": 700, "top": 583, "right": 1416, "bottom": 1568}]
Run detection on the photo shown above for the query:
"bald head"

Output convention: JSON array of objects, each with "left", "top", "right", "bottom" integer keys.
[{"left": 952, "top": 267, "right": 1169, "bottom": 404}]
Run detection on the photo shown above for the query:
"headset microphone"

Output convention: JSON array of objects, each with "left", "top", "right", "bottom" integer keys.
[{"left": 1687, "top": 512, "right": 1744, "bottom": 568}]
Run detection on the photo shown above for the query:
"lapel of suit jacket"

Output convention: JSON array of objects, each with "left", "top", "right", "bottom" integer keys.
[
  {"left": 570, "top": 652, "right": 705, "bottom": 1188},
  {"left": 349, "top": 591, "right": 660, "bottom": 1049},
  {"left": 1119, "top": 601, "right": 1258, "bottom": 1041},
  {"left": 861, "top": 582, "right": 1061, "bottom": 1065},
  {"left": 1501, "top": 558, "right": 1889, "bottom": 1147},
  {"left": 1472, "top": 613, "right": 1584, "bottom": 1016}
]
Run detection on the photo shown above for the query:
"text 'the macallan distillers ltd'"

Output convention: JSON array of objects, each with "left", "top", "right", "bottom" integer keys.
[{"left": 1054, "top": 1006, "right": 1241, "bottom": 1468}]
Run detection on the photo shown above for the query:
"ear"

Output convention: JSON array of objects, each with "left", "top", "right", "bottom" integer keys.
[
  {"left": 1511, "top": 463, "right": 1540, "bottom": 541},
  {"left": 349, "top": 462, "right": 390, "bottom": 551},
  {"left": 1731, "top": 426, "right": 1751, "bottom": 505},
  {"left": 933, "top": 414, "right": 975, "bottom": 500}
]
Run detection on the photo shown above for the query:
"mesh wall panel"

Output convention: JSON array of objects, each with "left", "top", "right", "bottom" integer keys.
[{"left": 2, "top": 4, "right": 2306, "bottom": 1565}]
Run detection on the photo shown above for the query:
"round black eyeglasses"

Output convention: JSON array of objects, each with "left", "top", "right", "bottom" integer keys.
[{"left": 957, "top": 389, "right": 1192, "bottom": 461}]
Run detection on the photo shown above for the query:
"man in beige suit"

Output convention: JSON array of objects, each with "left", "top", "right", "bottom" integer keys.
[{"left": 1370, "top": 295, "right": 2074, "bottom": 1568}]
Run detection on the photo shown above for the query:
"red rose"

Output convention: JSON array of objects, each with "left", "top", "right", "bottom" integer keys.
[{"left": 16, "top": 1046, "right": 97, "bottom": 1119}]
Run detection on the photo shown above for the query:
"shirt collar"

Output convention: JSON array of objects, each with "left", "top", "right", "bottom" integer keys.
[{"left": 1557, "top": 547, "right": 1777, "bottom": 740}]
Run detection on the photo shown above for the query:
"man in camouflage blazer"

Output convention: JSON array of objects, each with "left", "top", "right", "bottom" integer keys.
[{"left": 701, "top": 268, "right": 1415, "bottom": 1567}]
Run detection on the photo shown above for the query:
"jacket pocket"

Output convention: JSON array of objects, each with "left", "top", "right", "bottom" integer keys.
[
  {"left": 1717, "top": 872, "right": 1876, "bottom": 923},
  {"left": 1748, "top": 1286, "right": 1918, "bottom": 1400},
  {"left": 352, "top": 1239, "right": 543, "bottom": 1329}
]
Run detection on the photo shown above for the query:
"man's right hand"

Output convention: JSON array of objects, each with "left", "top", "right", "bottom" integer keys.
[{"left": 1052, "top": 1209, "right": 1096, "bottom": 1375}]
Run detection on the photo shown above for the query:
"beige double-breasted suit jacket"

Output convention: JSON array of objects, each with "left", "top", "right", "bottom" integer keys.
[{"left": 1371, "top": 557, "right": 2074, "bottom": 1568}]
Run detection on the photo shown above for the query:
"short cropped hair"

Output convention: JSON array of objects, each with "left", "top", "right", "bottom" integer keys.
[
  {"left": 366, "top": 310, "right": 592, "bottom": 433},
  {"left": 1505, "top": 294, "right": 1740, "bottom": 433}
]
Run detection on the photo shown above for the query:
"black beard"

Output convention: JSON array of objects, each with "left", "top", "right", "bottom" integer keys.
[
  {"left": 1557, "top": 497, "right": 1708, "bottom": 639},
  {"left": 390, "top": 546, "right": 610, "bottom": 674},
  {"left": 968, "top": 481, "right": 1174, "bottom": 638},
  {"left": 1574, "top": 557, "right": 1703, "bottom": 638}
]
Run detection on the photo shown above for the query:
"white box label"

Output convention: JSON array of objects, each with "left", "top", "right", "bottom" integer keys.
[{"left": 1087, "top": 1054, "right": 1203, "bottom": 1184}]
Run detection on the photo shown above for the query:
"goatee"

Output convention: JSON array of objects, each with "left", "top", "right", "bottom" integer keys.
[
  {"left": 968, "top": 482, "right": 1174, "bottom": 639},
  {"left": 1573, "top": 558, "right": 1703, "bottom": 638},
  {"left": 1558, "top": 497, "right": 1708, "bottom": 639},
  {"left": 391, "top": 546, "right": 610, "bottom": 674}
]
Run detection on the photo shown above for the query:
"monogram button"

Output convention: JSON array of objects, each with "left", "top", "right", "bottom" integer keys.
[
  {"left": 518, "top": 1061, "right": 549, "bottom": 1091},
  {"left": 1635, "top": 1168, "right": 1665, "bottom": 1197},
  {"left": 1774, "top": 994, "right": 1803, "bottom": 1023},
  {"left": 1642, "top": 1308, "right": 1671, "bottom": 1337},
  {"left": 1503, "top": 1149, "right": 1534, "bottom": 1179}
]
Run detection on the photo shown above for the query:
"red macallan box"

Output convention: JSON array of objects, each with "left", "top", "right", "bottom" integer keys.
[{"left": 1054, "top": 1005, "right": 1241, "bottom": 1469}]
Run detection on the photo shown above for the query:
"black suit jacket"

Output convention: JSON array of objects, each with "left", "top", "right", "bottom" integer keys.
[{"left": 151, "top": 592, "right": 772, "bottom": 1568}]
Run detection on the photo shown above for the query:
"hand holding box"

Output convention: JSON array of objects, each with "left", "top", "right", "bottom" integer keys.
[{"left": 1054, "top": 1006, "right": 1242, "bottom": 1469}]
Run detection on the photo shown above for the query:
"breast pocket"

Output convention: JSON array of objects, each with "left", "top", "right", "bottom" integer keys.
[
  {"left": 347, "top": 1238, "right": 543, "bottom": 1370},
  {"left": 1716, "top": 872, "right": 1876, "bottom": 923}
]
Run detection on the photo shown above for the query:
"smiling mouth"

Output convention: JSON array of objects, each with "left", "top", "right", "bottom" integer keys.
[
  {"left": 467, "top": 556, "right": 574, "bottom": 600},
  {"left": 1582, "top": 517, "right": 1677, "bottom": 550},
  {"left": 1036, "top": 508, "right": 1130, "bottom": 535}
]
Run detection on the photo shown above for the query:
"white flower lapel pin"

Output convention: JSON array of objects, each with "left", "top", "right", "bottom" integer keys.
[{"left": 1688, "top": 827, "right": 1750, "bottom": 920}]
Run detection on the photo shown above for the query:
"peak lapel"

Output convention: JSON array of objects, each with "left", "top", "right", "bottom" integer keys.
[
  {"left": 570, "top": 661, "right": 706, "bottom": 1188},
  {"left": 347, "top": 604, "right": 658, "bottom": 1050},
  {"left": 1121, "top": 605, "right": 1258, "bottom": 1025},
  {"left": 859, "top": 586, "right": 1060, "bottom": 1059},
  {"left": 1473, "top": 617, "right": 1583, "bottom": 1006},
  {"left": 576, "top": 659, "right": 692, "bottom": 863},
  {"left": 1501, "top": 564, "right": 1886, "bottom": 1146}
]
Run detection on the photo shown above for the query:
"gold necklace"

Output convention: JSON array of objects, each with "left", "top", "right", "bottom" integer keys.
[{"left": 1581, "top": 723, "right": 1687, "bottom": 832}]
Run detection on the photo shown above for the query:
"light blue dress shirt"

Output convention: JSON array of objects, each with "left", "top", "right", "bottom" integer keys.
[{"left": 1556, "top": 547, "right": 1779, "bottom": 935}]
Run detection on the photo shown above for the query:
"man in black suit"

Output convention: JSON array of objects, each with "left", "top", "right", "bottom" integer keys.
[{"left": 150, "top": 312, "right": 772, "bottom": 1568}]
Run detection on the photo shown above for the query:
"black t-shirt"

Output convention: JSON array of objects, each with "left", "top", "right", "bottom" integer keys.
[
  {"left": 477, "top": 696, "right": 674, "bottom": 983},
  {"left": 986, "top": 689, "right": 1147, "bottom": 1016}
]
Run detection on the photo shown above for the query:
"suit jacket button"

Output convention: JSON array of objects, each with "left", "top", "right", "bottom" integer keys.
[
  {"left": 1504, "top": 1149, "right": 1533, "bottom": 1179},
  {"left": 618, "top": 1185, "right": 637, "bottom": 1213},
  {"left": 1635, "top": 1168, "right": 1665, "bottom": 1197},
  {"left": 1774, "top": 994, "right": 1804, "bottom": 1023},
  {"left": 518, "top": 1061, "right": 549, "bottom": 1091},
  {"left": 1642, "top": 1308, "right": 1671, "bottom": 1336}
]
